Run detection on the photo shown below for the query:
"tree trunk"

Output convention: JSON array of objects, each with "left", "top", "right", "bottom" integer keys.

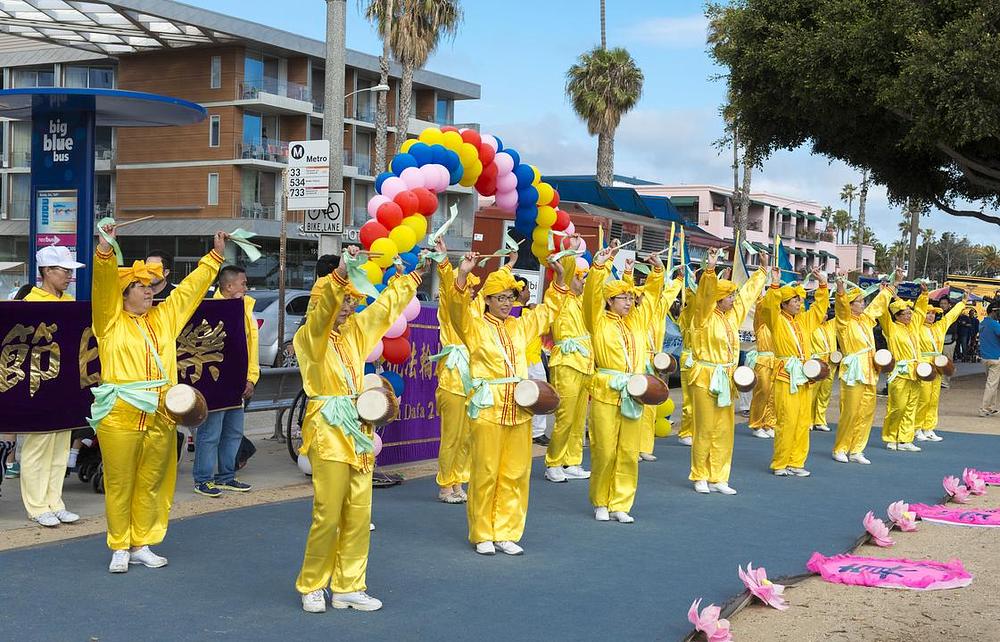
[
  {"left": 907, "top": 202, "right": 920, "bottom": 279},
  {"left": 736, "top": 149, "right": 752, "bottom": 252},
  {"left": 923, "top": 243, "right": 930, "bottom": 277},
  {"left": 394, "top": 62, "right": 414, "bottom": 158},
  {"left": 374, "top": 2, "right": 392, "bottom": 175},
  {"left": 596, "top": 131, "right": 614, "bottom": 187},
  {"left": 856, "top": 170, "right": 869, "bottom": 270},
  {"left": 600, "top": 0, "right": 606, "bottom": 49}
]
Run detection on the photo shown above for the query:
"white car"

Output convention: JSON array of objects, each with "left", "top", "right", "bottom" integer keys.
[{"left": 251, "top": 290, "right": 310, "bottom": 367}]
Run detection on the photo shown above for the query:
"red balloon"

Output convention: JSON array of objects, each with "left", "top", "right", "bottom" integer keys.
[
  {"left": 440, "top": 126, "right": 459, "bottom": 133},
  {"left": 376, "top": 201, "right": 403, "bottom": 229},
  {"left": 411, "top": 187, "right": 439, "bottom": 216},
  {"left": 393, "top": 190, "right": 419, "bottom": 218},
  {"left": 475, "top": 173, "right": 497, "bottom": 196},
  {"left": 478, "top": 143, "right": 496, "bottom": 167},
  {"left": 401, "top": 326, "right": 411, "bottom": 340},
  {"left": 460, "top": 129, "right": 482, "bottom": 149},
  {"left": 552, "top": 208, "right": 570, "bottom": 232},
  {"left": 550, "top": 189, "right": 560, "bottom": 208},
  {"left": 360, "top": 220, "right": 389, "bottom": 249},
  {"left": 382, "top": 336, "right": 411, "bottom": 365},
  {"left": 480, "top": 161, "right": 498, "bottom": 180}
]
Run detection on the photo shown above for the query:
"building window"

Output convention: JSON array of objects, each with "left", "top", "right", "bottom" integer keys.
[
  {"left": 65, "top": 66, "right": 114, "bottom": 89},
  {"left": 435, "top": 97, "right": 454, "bottom": 125},
  {"left": 210, "top": 56, "right": 222, "bottom": 89},
  {"left": 11, "top": 67, "right": 55, "bottom": 88},
  {"left": 208, "top": 173, "right": 219, "bottom": 206},
  {"left": 10, "top": 174, "right": 29, "bottom": 220},
  {"left": 209, "top": 115, "right": 221, "bottom": 148}
]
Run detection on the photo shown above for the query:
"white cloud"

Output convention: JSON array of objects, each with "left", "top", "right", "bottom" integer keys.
[{"left": 620, "top": 15, "right": 710, "bottom": 49}]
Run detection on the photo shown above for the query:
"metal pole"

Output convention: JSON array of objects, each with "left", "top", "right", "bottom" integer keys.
[
  {"left": 278, "top": 169, "right": 288, "bottom": 368},
  {"left": 322, "top": 0, "right": 346, "bottom": 258}
]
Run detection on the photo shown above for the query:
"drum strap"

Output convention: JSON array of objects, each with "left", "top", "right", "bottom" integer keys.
[
  {"left": 887, "top": 359, "right": 914, "bottom": 384},
  {"left": 782, "top": 357, "right": 810, "bottom": 395},
  {"left": 692, "top": 359, "right": 737, "bottom": 408},
  {"left": 554, "top": 335, "right": 591, "bottom": 358},
  {"left": 428, "top": 344, "right": 472, "bottom": 393},
  {"left": 744, "top": 350, "right": 773, "bottom": 370},
  {"left": 311, "top": 395, "right": 373, "bottom": 454},
  {"left": 467, "top": 377, "right": 521, "bottom": 420},
  {"left": 596, "top": 368, "right": 644, "bottom": 419},
  {"left": 839, "top": 347, "right": 873, "bottom": 387}
]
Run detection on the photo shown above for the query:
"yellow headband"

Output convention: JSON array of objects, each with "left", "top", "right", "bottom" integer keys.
[
  {"left": 845, "top": 287, "right": 864, "bottom": 302},
  {"left": 890, "top": 299, "right": 913, "bottom": 315},
  {"left": 603, "top": 280, "right": 635, "bottom": 300},
  {"left": 466, "top": 272, "right": 482, "bottom": 289},
  {"left": 929, "top": 306, "right": 943, "bottom": 314},
  {"left": 715, "top": 279, "right": 737, "bottom": 301},
  {"left": 118, "top": 260, "right": 163, "bottom": 290},
  {"left": 779, "top": 284, "right": 806, "bottom": 303},
  {"left": 481, "top": 269, "right": 522, "bottom": 297}
]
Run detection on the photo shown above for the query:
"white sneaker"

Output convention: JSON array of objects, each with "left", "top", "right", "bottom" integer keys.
[
  {"left": 639, "top": 452, "right": 657, "bottom": 462},
  {"left": 544, "top": 466, "right": 567, "bottom": 483},
  {"left": 610, "top": 511, "right": 635, "bottom": 524},
  {"left": 594, "top": 506, "right": 610, "bottom": 521},
  {"left": 54, "top": 510, "right": 79, "bottom": 524},
  {"left": 915, "top": 430, "right": 928, "bottom": 441},
  {"left": 766, "top": 428, "right": 776, "bottom": 438},
  {"left": 495, "top": 540, "right": 524, "bottom": 555},
  {"left": 885, "top": 442, "right": 898, "bottom": 450},
  {"left": 331, "top": 591, "right": 382, "bottom": 611},
  {"left": 849, "top": 453, "right": 871, "bottom": 465},
  {"left": 128, "top": 546, "right": 168, "bottom": 568},
  {"left": 751, "top": 429, "right": 769, "bottom": 439},
  {"left": 108, "top": 550, "right": 130, "bottom": 573},
  {"left": 709, "top": 482, "right": 737, "bottom": 495},
  {"left": 475, "top": 541, "right": 496, "bottom": 555},
  {"left": 832, "top": 452, "right": 849, "bottom": 463},
  {"left": 926, "top": 430, "right": 943, "bottom": 442},
  {"left": 32, "top": 512, "right": 60, "bottom": 527},
  {"left": 773, "top": 468, "right": 791, "bottom": 476},
  {"left": 678, "top": 436, "right": 693, "bottom": 446},
  {"left": 788, "top": 467, "right": 811, "bottom": 477},
  {"left": 370, "top": 523, "right": 375, "bottom": 531},
  {"left": 562, "top": 465, "right": 591, "bottom": 479},
  {"left": 814, "top": 424, "right": 831, "bottom": 432},
  {"left": 301, "top": 589, "right": 327, "bottom": 613},
  {"left": 693, "top": 480, "right": 710, "bottom": 494},
  {"left": 898, "top": 442, "right": 921, "bottom": 452}
]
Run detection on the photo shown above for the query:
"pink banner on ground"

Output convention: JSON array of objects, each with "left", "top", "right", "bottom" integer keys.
[
  {"left": 977, "top": 471, "right": 1000, "bottom": 485},
  {"left": 807, "top": 553, "right": 973, "bottom": 591},
  {"left": 909, "top": 503, "right": 1000, "bottom": 528}
]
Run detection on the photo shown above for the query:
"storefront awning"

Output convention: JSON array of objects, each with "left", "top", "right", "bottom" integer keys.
[{"left": 668, "top": 196, "right": 698, "bottom": 208}]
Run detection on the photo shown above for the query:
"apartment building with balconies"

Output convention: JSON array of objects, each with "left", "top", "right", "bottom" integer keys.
[{"left": 0, "top": 1, "right": 480, "bottom": 289}]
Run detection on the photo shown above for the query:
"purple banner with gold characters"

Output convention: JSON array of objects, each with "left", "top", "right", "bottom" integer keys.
[{"left": 0, "top": 299, "right": 247, "bottom": 433}]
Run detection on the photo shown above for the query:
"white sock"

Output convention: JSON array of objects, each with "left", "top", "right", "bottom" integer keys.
[{"left": 67, "top": 448, "right": 79, "bottom": 468}]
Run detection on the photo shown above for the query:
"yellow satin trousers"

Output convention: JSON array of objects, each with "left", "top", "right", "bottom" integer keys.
[
  {"left": 812, "top": 369, "right": 836, "bottom": 428},
  {"left": 770, "top": 380, "right": 813, "bottom": 470},
  {"left": 916, "top": 378, "right": 942, "bottom": 431},
  {"left": 639, "top": 405, "right": 657, "bottom": 454},
  {"left": 679, "top": 369, "right": 694, "bottom": 439},
  {"left": 748, "top": 363, "right": 776, "bottom": 430},
  {"left": 689, "top": 385, "right": 736, "bottom": 483},
  {"left": 588, "top": 400, "right": 640, "bottom": 512},
  {"left": 296, "top": 458, "right": 372, "bottom": 594},
  {"left": 883, "top": 378, "right": 921, "bottom": 444},
  {"left": 467, "top": 418, "right": 532, "bottom": 544},
  {"left": 546, "top": 366, "right": 591, "bottom": 467},
  {"left": 97, "top": 413, "right": 177, "bottom": 550},
  {"left": 832, "top": 383, "right": 877, "bottom": 454},
  {"left": 435, "top": 389, "right": 472, "bottom": 488},
  {"left": 20, "top": 430, "right": 71, "bottom": 518}
]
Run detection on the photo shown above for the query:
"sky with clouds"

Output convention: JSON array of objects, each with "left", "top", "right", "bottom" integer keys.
[{"left": 192, "top": 0, "right": 998, "bottom": 245}]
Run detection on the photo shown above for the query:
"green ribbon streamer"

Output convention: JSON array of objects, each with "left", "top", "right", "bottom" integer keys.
[
  {"left": 554, "top": 336, "right": 591, "bottom": 357},
  {"left": 428, "top": 203, "right": 459, "bottom": 245},
  {"left": 421, "top": 250, "right": 447, "bottom": 266},
  {"left": 692, "top": 359, "right": 737, "bottom": 407},
  {"left": 887, "top": 359, "right": 913, "bottom": 384},
  {"left": 88, "top": 379, "right": 169, "bottom": 430},
  {"left": 314, "top": 395, "right": 373, "bottom": 454},
  {"left": 344, "top": 252, "right": 380, "bottom": 299},
  {"left": 783, "top": 357, "right": 809, "bottom": 394},
  {"left": 597, "top": 368, "right": 644, "bottom": 419},
  {"left": 742, "top": 240, "right": 759, "bottom": 256},
  {"left": 550, "top": 247, "right": 584, "bottom": 262},
  {"left": 633, "top": 263, "right": 651, "bottom": 275},
  {"left": 428, "top": 344, "right": 472, "bottom": 393},
  {"left": 744, "top": 349, "right": 759, "bottom": 370},
  {"left": 466, "top": 377, "right": 521, "bottom": 419},
  {"left": 226, "top": 228, "right": 261, "bottom": 263},
  {"left": 96, "top": 216, "right": 124, "bottom": 266}
]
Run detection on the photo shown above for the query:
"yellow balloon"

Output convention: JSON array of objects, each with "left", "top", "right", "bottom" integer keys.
[
  {"left": 400, "top": 138, "right": 417, "bottom": 153},
  {"left": 459, "top": 171, "right": 477, "bottom": 188},
  {"left": 388, "top": 224, "right": 417, "bottom": 253},
  {"left": 442, "top": 130, "right": 463, "bottom": 150},
  {"left": 418, "top": 127, "right": 442, "bottom": 146},
  {"left": 361, "top": 260, "right": 383, "bottom": 285},
  {"left": 459, "top": 142, "right": 479, "bottom": 166},
  {"left": 536, "top": 182, "right": 554, "bottom": 206},
  {"left": 536, "top": 205, "right": 557, "bottom": 227},
  {"left": 654, "top": 418, "right": 672, "bottom": 438},
  {"left": 531, "top": 165, "right": 541, "bottom": 185},
  {"left": 370, "top": 237, "right": 398, "bottom": 268},
  {"left": 401, "top": 214, "right": 427, "bottom": 239},
  {"left": 531, "top": 240, "right": 549, "bottom": 258},
  {"left": 661, "top": 397, "right": 676, "bottom": 417},
  {"left": 532, "top": 226, "right": 551, "bottom": 245}
]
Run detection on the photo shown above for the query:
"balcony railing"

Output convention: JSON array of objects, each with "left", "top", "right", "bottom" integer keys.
[
  {"left": 240, "top": 201, "right": 276, "bottom": 219},
  {"left": 239, "top": 138, "right": 289, "bottom": 164},
  {"left": 747, "top": 219, "right": 763, "bottom": 232},
  {"left": 344, "top": 148, "right": 372, "bottom": 177},
  {"left": 795, "top": 228, "right": 820, "bottom": 242},
  {"left": 96, "top": 145, "right": 115, "bottom": 161},
  {"left": 353, "top": 104, "right": 378, "bottom": 123},
  {"left": 239, "top": 77, "right": 311, "bottom": 103},
  {"left": 95, "top": 201, "right": 114, "bottom": 217}
]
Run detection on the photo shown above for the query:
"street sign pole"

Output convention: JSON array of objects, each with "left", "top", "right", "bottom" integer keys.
[{"left": 278, "top": 168, "right": 288, "bottom": 360}]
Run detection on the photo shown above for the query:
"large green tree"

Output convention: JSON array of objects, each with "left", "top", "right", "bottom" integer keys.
[{"left": 708, "top": 0, "right": 1000, "bottom": 226}]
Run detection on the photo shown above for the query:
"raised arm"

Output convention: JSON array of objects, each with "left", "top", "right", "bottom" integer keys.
[
  {"left": 584, "top": 244, "right": 617, "bottom": 333},
  {"left": 293, "top": 273, "right": 348, "bottom": 365},
  {"left": 522, "top": 278, "right": 570, "bottom": 339},
  {"left": 802, "top": 268, "right": 830, "bottom": 328},
  {"left": 937, "top": 297, "right": 967, "bottom": 332},
  {"left": 862, "top": 286, "right": 893, "bottom": 328},
  {"left": 909, "top": 291, "right": 929, "bottom": 334},
  {"left": 92, "top": 222, "right": 122, "bottom": 339},
  {"left": 349, "top": 270, "right": 423, "bottom": 358},
  {"left": 734, "top": 268, "right": 769, "bottom": 327},
  {"left": 154, "top": 232, "right": 226, "bottom": 336},
  {"left": 447, "top": 251, "right": 481, "bottom": 346}
]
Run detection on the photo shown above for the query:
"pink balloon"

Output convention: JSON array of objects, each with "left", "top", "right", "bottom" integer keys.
[
  {"left": 420, "top": 164, "right": 440, "bottom": 192},
  {"left": 494, "top": 152, "right": 514, "bottom": 176},
  {"left": 576, "top": 256, "right": 590, "bottom": 272},
  {"left": 373, "top": 432, "right": 383, "bottom": 457},
  {"left": 481, "top": 134, "right": 498, "bottom": 152},
  {"left": 435, "top": 165, "right": 451, "bottom": 192},
  {"left": 366, "top": 340, "right": 384, "bottom": 363},
  {"left": 367, "top": 195, "right": 391, "bottom": 219},
  {"left": 565, "top": 222, "right": 576, "bottom": 236},
  {"left": 495, "top": 189, "right": 518, "bottom": 212},
  {"left": 497, "top": 172, "right": 518, "bottom": 193},
  {"left": 384, "top": 314, "right": 407, "bottom": 339},
  {"left": 380, "top": 176, "right": 406, "bottom": 199},
  {"left": 400, "top": 166, "right": 425, "bottom": 190},
  {"left": 403, "top": 296, "right": 421, "bottom": 322}
]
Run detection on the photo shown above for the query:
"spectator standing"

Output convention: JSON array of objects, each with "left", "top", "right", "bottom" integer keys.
[
  {"left": 978, "top": 304, "right": 1000, "bottom": 416},
  {"left": 956, "top": 310, "right": 975, "bottom": 361},
  {"left": 146, "top": 249, "right": 177, "bottom": 300},
  {"left": 937, "top": 297, "right": 958, "bottom": 388}
]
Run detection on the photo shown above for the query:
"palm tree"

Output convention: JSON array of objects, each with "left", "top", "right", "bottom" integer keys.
[
  {"left": 366, "top": 0, "right": 463, "bottom": 159},
  {"left": 362, "top": 0, "right": 394, "bottom": 174},
  {"left": 566, "top": 47, "right": 643, "bottom": 186},
  {"left": 921, "top": 228, "right": 935, "bottom": 277},
  {"left": 979, "top": 245, "right": 1000, "bottom": 277},
  {"left": 821, "top": 205, "right": 833, "bottom": 223},
  {"left": 831, "top": 209, "right": 852, "bottom": 244},
  {"left": 855, "top": 170, "right": 869, "bottom": 272},
  {"left": 600, "top": 0, "right": 606, "bottom": 48},
  {"left": 840, "top": 183, "right": 856, "bottom": 219}
]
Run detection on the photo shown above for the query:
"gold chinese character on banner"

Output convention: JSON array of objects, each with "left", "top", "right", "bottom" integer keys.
[
  {"left": 177, "top": 319, "right": 226, "bottom": 384},
  {"left": 419, "top": 344, "right": 434, "bottom": 380},
  {"left": 78, "top": 327, "right": 100, "bottom": 388},
  {"left": 0, "top": 324, "right": 31, "bottom": 393},
  {"left": 0, "top": 323, "right": 61, "bottom": 396},
  {"left": 28, "top": 323, "right": 60, "bottom": 396}
]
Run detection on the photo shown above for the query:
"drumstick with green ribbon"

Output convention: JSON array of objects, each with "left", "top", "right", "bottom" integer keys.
[{"left": 225, "top": 227, "right": 262, "bottom": 263}]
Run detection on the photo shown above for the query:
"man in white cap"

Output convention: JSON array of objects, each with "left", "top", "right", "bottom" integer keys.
[{"left": 20, "top": 244, "right": 85, "bottom": 527}]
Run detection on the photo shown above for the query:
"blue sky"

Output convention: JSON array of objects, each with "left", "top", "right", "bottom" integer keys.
[{"left": 191, "top": 0, "right": 998, "bottom": 245}]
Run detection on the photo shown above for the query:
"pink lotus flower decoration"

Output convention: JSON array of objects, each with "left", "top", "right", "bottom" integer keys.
[
  {"left": 688, "top": 599, "right": 733, "bottom": 642},
  {"left": 943, "top": 476, "right": 971, "bottom": 503},
  {"left": 738, "top": 563, "right": 789, "bottom": 610},
  {"left": 863, "top": 511, "right": 895, "bottom": 547},
  {"left": 886, "top": 501, "right": 918, "bottom": 532},
  {"left": 963, "top": 468, "right": 987, "bottom": 496}
]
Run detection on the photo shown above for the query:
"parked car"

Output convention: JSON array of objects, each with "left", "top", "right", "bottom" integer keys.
[{"left": 251, "top": 289, "right": 310, "bottom": 367}]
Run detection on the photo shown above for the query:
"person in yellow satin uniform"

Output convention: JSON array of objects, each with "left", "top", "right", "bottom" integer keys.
[
  {"left": 676, "top": 291, "right": 696, "bottom": 446},
  {"left": 759, "top": 268, "right": 829, "bottom": 477},
  {"left": 915, "top": 294, "right": 966, "bottom": 442},
  {"left": 295, "top": 246, "right": 424, "bottom": 613},
  {"left": 583, "top": 243, "right": 664, "bottom": 523},
  {"left": 687, "top": 249, "right": 768, "bottom": 495},
  {"left": 432, "top": 261, "right": 477, "bottom": 503},
  {"left": 879, "top": 289, "right": 929, "bottom": 451},
  {"left": 544, "top": 257, "right": 594, "bottom": 483},
  {"left": 748, "top": 303, "right": 777, "bottom": 439},
  {"left": 831, "top": 273, "right": 894, "bottom": 464},
  {"left": 809, "top": 316, "right": 838, "bottom": 432},
  {"left": 448, "top": 247, "right": 567, "bottom": 555},
  {"left": 91, "top": 223, "right": 227, "bottom": 573}
]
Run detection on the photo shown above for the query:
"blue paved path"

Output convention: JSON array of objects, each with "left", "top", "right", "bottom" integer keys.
[{"left": 2, "top": 426, "right": 996, "bottom": 641}]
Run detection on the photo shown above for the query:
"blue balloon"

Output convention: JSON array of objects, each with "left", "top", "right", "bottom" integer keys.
[
  {"left": 400, "top": 252, "right": 419, "bottom": 272},
  {"left": 409, "top": 142, "right": 433, "bottom": 166},
  {"left": 514, "top": 221, "right": 534, "bottom": 238},
  {"left": 443, "top": 149, "right": 461, "bottom": 171},
  {"left": 380, "top": 370, "right": 405, "bottom": 398},
  {"left": 505, "top": 147, "right": 521, "bottom": 167},
  {"left": 517, "top": 185, "right": 539, "bottom": 207},
  {"left": 514, "top": 164, "right": 535, "bottom": 188},
  {"left": 375, "top": 171, "right": 394, "bottom": 194},
  {"left": 383, "top": 265, "right": 398, "bottom": 282},
  {"left": 374, "top": 282, "right": 386, "bottom": 293},
  {"left": 582, "top": 250, "right": 593, "bottom": 264},
  {"left": 493, "top": 136, "right": 504, "bottom": 152},
  {"left": 392, "top": 153, "right": 418, "bottom": 173},
  {"left": 448, "top": 162, "right": 464, "bottom": 185},
  {"left": 430, "top": 144, "right": 450, "bottom": 166},
  {"left": 364, "top": 363, "right": 377, "bottom": 375}
]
